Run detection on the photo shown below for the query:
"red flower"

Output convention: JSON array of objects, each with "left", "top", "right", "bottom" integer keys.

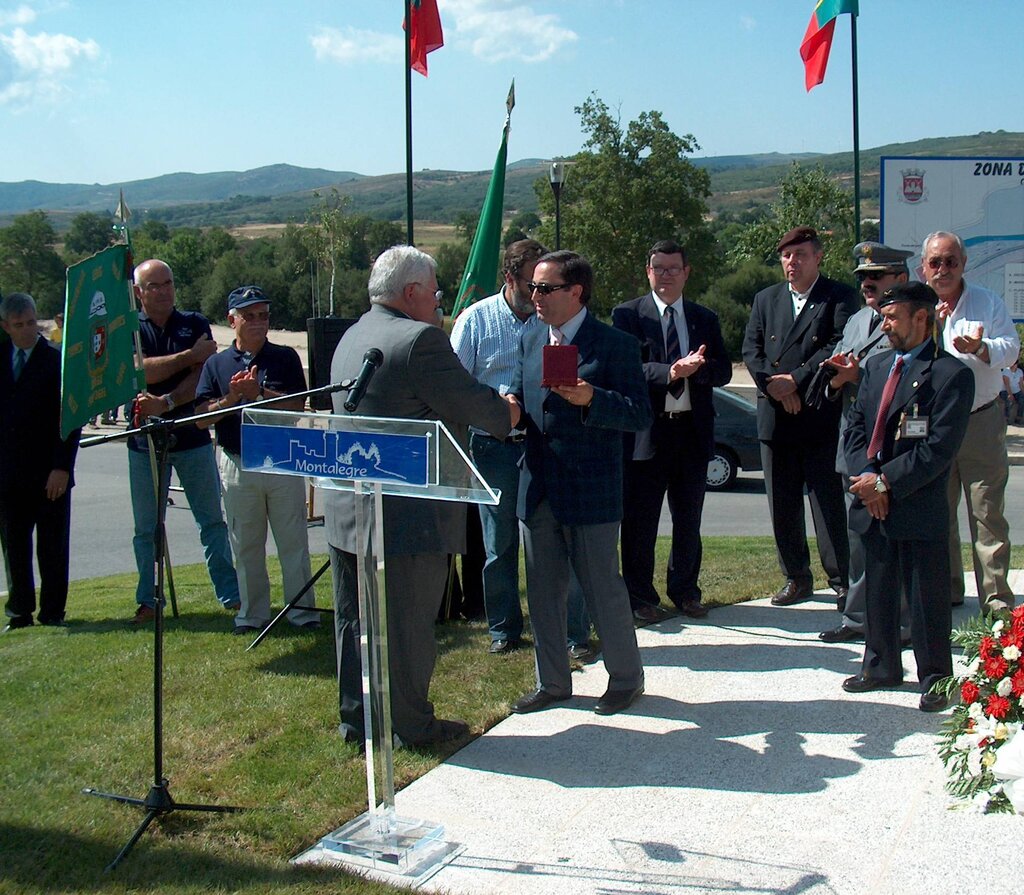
[
  {"left": 985, "top": 694, "right": 1011, "bottom": 719},
  {"left": 979, "top": 636, "right": 997, "bottom": 660},
  {"left": 1012, "top": 669, "right": 1024, "bottom": 698},
  {"left": 984, "top": 655, "right": 1009, "bottom": 680},
  {"left": 961, "top": 680, "right": 981, "bottom": 704}
]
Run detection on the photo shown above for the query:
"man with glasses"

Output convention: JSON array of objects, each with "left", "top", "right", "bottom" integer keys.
[
  {"left": 325, "top": 245, "right": 521, "bottom": 747},
  {"left": 612, "top": 239, "right": 731, "bottom": 622},
  {"left": 450, "top": 239, "right": 546, "bottom": 654},
  {"left": 127, "top": 259, "right": 239, "bottom": 624},
  {"left": 510, "top": 251, "right": 651, "bottom": 717},
  {"left": 818, "top": 242, "right": 912, "bottom": 644},
  {"left": 922, "top": 231, "right": 1020, "bottom": 613},
  {"left": 743, "top": 227, "right": 858, "bottom": 609},
  {"left": 194, "top": 286, "right": 319, "bottom": 634}
]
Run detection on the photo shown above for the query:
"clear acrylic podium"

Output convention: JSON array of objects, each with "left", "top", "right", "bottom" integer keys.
[{"left": 240, "top": 408, "right": 499, "bottom": 882}]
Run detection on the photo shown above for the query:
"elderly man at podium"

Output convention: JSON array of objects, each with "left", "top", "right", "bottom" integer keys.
[{"left": 324, "top": 245, "right": 521, "bottom": 748}]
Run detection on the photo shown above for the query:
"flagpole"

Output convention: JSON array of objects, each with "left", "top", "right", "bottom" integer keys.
[
  {"left": 404, "top": 0, "right": 414, "bottom": 245},
  {"left": 850, "top": 12, "right": 861, "bottom": 243}
]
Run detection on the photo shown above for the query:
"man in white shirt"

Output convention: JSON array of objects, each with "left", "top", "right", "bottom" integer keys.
[{"left": 924, "top": 230, "right": 1020, "bottom": 613}]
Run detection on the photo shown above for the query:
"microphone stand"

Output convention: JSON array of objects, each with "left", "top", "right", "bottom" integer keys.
[{"left": 79, "top": 380, "right": 352, "bottom": 871}]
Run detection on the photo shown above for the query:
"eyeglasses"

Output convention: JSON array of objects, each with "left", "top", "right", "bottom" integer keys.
[
  {"left": 410, "top": 283, "right": 443, "bottom": 302},
  {"left": 527, "top": 282, "right": 572, "bottom": 296},
  {"left": 140, "top": 278, "right": 173, "bottom": 293},
  {"left": 856, "top": 270, "right": 895, "bottom": 282},
  {"left": 238, "top": 310, "right": 270, "bottom": 322},
  {"left": 649, "top": 266, "right": 684, "bottom": 277},
  {"left": 926, "top": 255, "right": 961, "bottom": 271}
]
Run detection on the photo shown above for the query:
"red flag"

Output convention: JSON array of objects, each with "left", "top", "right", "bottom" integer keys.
[
  {"left": 406, "top": 0, "right": 444, "bottom": 77},
  {"left": 800, "top": 1, "right": 857, "bottom": 91}
]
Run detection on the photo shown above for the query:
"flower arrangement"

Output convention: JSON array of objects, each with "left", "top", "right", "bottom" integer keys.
[{"left": 937, "top": 605, "right": 1024, "bottom": 813}]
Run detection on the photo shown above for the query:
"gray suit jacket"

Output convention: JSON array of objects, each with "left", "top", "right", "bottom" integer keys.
[
  {"left": 323, "top": 303, "right": 512, "bottom": 556},
  {"left": 830, "top": 305, "right": 891, "bottom": 474}
]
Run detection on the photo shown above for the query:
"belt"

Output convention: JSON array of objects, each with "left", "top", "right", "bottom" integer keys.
[
  {"left": 659, "top": 410, "right": 692, "bottom": 419},
  {"left": 475, "top": 432, "right": 525, "bottom": 444},
  {"left": 971, "top": 399, "right": 998, "bottom": 416}
]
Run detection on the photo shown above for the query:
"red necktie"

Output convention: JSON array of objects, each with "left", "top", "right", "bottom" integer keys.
[{"left": 866, "top": 356, "right": 905, "bottom": 459}]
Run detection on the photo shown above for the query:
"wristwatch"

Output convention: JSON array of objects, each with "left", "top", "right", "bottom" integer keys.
[
  {"left": 874, "top": 475, "right": 888, "bottom": 494},
  {"left": 164, "top": 394, "right": 176, "bottom": 412}
]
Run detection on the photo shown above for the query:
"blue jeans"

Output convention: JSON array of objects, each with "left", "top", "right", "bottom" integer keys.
[
  {"left": 129, "top": 444, "right": 239, "bottom": 608},
  {"left": 470, "top": 434, "right": 524, "bottom": 643}
]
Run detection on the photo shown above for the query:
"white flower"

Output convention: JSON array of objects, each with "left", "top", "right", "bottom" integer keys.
[
  {"left": 1003, "top": 644, "right": 1021, "bottom": 661},
  {"left": 967, "top": 657, "right": 981, "bottom": 676},
  {"left": 969, "top": 701, "right": 985, "bottom": 721},
  {"left": 967, "top": 749, "right": 984, "bottom": 777},
  {"left": 993, "top": 620, "right": 1005, "bottom": 635},
  {"left": 998, "top": 677, "right": 1014, "bottom": 697}
]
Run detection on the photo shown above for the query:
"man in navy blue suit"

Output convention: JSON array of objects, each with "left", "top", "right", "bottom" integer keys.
[
  {"left": 613, "top": 240, "right": 732, "bottom": 621},
  {"left": 1, "top": 293, "right": 81, "bottom": 631},
  {"left": 510, "top": 251, "right": 652, "bottom": 717}
]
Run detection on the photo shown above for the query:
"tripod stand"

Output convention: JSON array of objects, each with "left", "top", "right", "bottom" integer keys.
[{"left": 81, "top": 381, "right": 350, "bottom": 871}]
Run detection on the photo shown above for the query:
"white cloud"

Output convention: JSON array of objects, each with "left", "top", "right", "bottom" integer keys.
[
  {"left": 0, "top": 4, "right": 36, "bottom": 28},
  {"left": 311, "top": 25, "right": 402, "bottom": 65},
  {"left": 442, "top": 0, "right": 578, "bottom": 63},
  {"left": 0, "top": 25, "right": 100, "bottom": 105}
]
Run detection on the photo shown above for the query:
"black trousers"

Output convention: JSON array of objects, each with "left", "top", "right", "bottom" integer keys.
[
  {"left": 761, "top": 439, "right": 849, "bottom": 589},
  {"left": 0, "top": 485, "right": 71, "bottom": 623},
  {"left": 621, "top": 415, "right": 708, "bottom": 608},
  {"left": 861, "top": 526, "right": 953, "bottom": 692}
]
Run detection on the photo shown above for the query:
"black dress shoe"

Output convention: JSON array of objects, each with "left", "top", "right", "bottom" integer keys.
[
  {"left": 771, "top": 580, "right": 813, "bottom": 606},
  {"left": 510, "top": 688, "right": 570, "bottom": 714},
  {"left": 595, "top": 685, "right": 644, "bottom": 715},
  {"left": 631, "top": 604, "right": 661, "bottom": 623},
  {"left": 842, "top": 674, "right": 903, "bottom": 693},
  {"left": 38, "top": 618, "right": 68, "bottom": 628},
  {"left": 677, "top": 601, "right": 709, "bottom": 619},
  {"left": 818, "top": 625, "right": 863, "bottom": 643},
  {"left": 568, "top": 642, "right": 596, "bottom": 663},
  {"left": 400, "top": 718, "right": 470, "bottom": 747},
  {"left": 489, "top": 638, "right": 521, "bottom": 654},
  {"left": 232, "top": 624, "right": 261, "bottom": 636},
  {"left": 2, "top": 616, "right": 33, "bottom": 632},
  {"left": 919, "top": 691, "right": 950, "bottom": 713},
  {"left": 834, "top": 586, "right": 848, "bottom": 613}
]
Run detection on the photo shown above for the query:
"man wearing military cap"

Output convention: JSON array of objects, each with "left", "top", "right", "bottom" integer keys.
[
  {"left": 742, "top": 227, "right": 859, "bottom": 608},
  {"left": 840, "top": 281, "right": 974, "bottom": 711},
  {"left": 819, "top": 242, "right": 912, "bottom": 644}
]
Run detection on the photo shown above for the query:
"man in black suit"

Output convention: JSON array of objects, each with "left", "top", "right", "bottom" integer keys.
[
  {"left": 510, "top": 251, "right": 651, "bottom": 717},
  {"left": 742, "top": 227, "right": 858, "bottom": 607},
  {"left": 612, "top": 240, "right": 732, "bottom": 621},
  {"left": 0, "top": 293, "right": 81, "bottom": 631},
  {"left": 840, "top": 282, "right": 974, "bottom": 712}
]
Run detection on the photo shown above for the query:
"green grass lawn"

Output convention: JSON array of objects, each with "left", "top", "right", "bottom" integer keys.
[{"left": 0, "top": 538, "right": 1005, "bottom": 894}]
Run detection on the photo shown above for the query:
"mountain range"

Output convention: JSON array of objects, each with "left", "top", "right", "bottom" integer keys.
[{"left": 2, "top": 131, "right": 1022, "bottom": 229}]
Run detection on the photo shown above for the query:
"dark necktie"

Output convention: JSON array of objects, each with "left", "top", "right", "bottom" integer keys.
[
  {"left": 12, "top": 348, "right": 26, "bottom": 382},
  {"left": 866, "top": 355, "right": 905, "bottom": 459},
  {"left": 868, "top": 313, "right": 881, "bottom": 334},
  {"left": 665, "top": 306, "right": 686, "bottom": 399}
]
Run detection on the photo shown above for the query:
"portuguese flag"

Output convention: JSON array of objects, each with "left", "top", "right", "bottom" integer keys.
[
  {"left": 406, "top": 0, "right": 444, "bottom": 77},
  {"left": 800, "top": 0, "right": 858, "bottom": 91}
]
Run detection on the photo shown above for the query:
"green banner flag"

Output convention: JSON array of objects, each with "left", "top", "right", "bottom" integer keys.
[
  {"left": 61, "top": 244, "right": 143, "bottom": 437},
  {"left": 452, "top": 97, "right": 513, "bottom": 318}
]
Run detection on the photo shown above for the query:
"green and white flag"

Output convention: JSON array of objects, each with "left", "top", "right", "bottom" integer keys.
[
  {"left": 61, "top": 244, "right": 143, "bottom": 437},
  {"left": 452, "top": 82, "right": 515, "bottom": 318}
]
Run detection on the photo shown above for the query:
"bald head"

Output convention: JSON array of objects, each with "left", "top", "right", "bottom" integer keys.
[{"left": 133, "top": 259, "right": 177, "bottom": 324}]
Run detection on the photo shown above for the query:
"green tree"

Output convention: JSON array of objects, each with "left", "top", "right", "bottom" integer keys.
[
  {"left": 534, "top": 93, "right": 716, "bottom": 316},
  {"left": 0, "top": 211, "right": 66, "bottom": 316},
  {"left": 305, "top": 189, "right": 353, "bottom": 316},
  {"left": 503, "top": 211, "right": 541, "bottom": 247},
  {"left": 729, "top": 163, "right": 856, "bottom": 281},
  {"left": 63, "top": 212, "right": 115, "bottom": 258},
  {"left": 694, "top": 259, "right": 779, "bottom": 360}
]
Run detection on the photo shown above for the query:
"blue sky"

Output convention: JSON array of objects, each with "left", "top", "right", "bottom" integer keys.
[{"left": 2, "top": 1, "right": 1023, "bottom": 185}]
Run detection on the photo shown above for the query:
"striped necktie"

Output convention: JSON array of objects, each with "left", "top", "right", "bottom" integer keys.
[{"left": 665, "top": 305, "right": 686, "bottom": 399}]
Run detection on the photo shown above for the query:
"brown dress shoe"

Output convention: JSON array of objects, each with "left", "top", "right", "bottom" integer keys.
[{"left": 771, "top": 580, "right": 813, "bottom": 606}]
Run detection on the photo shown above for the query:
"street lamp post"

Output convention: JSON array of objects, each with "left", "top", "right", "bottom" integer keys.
[{"left": 549, "top": 161, "right": 567, "bottom": 250}]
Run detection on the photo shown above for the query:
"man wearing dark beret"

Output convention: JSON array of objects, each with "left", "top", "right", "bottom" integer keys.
[
  {"left": 742, "top": 227, "right": 859, "bottom": 608},
  {"left": 841, "top": 282, "right": 973, "bottom": 711}
]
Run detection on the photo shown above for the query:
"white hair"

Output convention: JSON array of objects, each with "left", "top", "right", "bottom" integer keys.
[{"left": 367, "top": 245, "right": 436, "bottom": 305}]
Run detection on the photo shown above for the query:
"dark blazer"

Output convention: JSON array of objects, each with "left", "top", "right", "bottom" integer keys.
[
  {"left": 514, "top": 312, "right": 652, "bottom": 526},
  {"left": 322, "top": 303, "right": 512, "bottom": 556},
  {"left": 843, "top": 340, "right": 974, "bottom": 541},
  {"left": 0, "top": 336, "right": 80, "bottom": 492},
  {"left": 612, "top": 293, "right": 732, "bottom": 461},
  {"left": 742, "top": 275, "right": 859, "bottom": 443}
]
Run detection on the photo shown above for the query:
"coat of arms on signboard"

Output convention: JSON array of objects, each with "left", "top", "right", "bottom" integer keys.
[{"left": 900, "top": 168, "right": 926, "bottom": 203}]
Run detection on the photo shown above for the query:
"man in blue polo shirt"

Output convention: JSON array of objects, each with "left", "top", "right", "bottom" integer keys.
[
  {"left": 129, "top": 259, "right": 239, "bottom": 624},
  {"left": 195, "top": 286, "right": 319, "bottom": 634}
]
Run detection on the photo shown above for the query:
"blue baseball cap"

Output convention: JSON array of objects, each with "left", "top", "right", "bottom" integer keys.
[{"left": 227, "top": 285, "right": 270, "bottom": 311}]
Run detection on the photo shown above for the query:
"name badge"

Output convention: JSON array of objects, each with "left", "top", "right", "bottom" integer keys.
[{"left": 899, "top": 403, "right": 929, "bottom": 439}]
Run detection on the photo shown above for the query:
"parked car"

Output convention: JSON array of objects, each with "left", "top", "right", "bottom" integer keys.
[{"left": 707, "top": 388, "right": 762, "bottom": 491}]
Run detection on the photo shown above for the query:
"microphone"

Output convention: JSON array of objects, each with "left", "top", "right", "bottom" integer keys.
[{"left": 343, "top": 348, "right": 383, "bottom": 412}]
